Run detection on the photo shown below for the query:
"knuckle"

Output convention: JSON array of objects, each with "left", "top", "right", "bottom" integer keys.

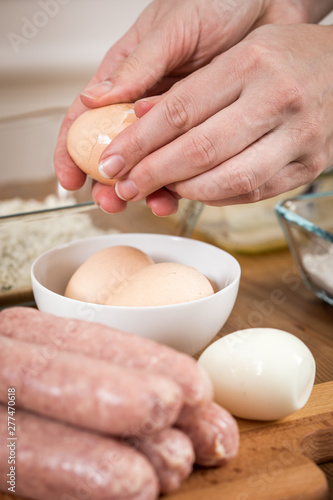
[
  {"left": 115, "top": 54, "right": 152, "bottom": 96},
  {"left": 311, "top": 153, "right": 327, "bottom": 176},
  {"left": 298, "top": 118, "right": 321, "bottom": 145},
  {"left": 121, "top": 53, "right": 141, "bottom": 75},
  {"left": 239, "top": 188, "right": 262, "bottom": 204},
  {"left": 121, "top": 126, "right": 146, "bottom": 160},
  {"left": 303, "top": 153, "right": 327, "bottom": 179},
  {"left": 287, "top": 118, "right": 321, "bottom": 159},
  {"left": 163, "top": 93, "right": 192, "bottom": 130},
  {"left": 227, "top": 166, "right": 259, "bottom": 197},
  {"left": 271, "top": 83, "right": 304, "bottom": 116},
  {"left": 183, "top": 130, "right": 218, "bottom": 168},
  {"left": 243, "top": 35, "right": 305, "bottom": 115},
  {"left": 241, "top": 33, "right": 275, "bottom": 75},
  {"left": 136, "top": 159, "right": 161, "bottom": 189},
  {"left": 247, "top": 40, "right": 272, "bottom": 69}
]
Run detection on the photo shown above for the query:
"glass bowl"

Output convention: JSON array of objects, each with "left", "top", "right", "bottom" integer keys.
[
  {"left": 190, "top": 169, "right": 333, "bottom": 254},
  {"left": 0, "top": 108, "right": 200, "bottom": 307},
  {"left": 275, "top": 191, "right": 333, "bottom": 306}
]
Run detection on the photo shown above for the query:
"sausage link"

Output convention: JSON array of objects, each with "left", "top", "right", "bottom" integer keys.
[
  {"left": 0, "top": 336, "right": 183, "bottom": 436},
  {"left": 0, "top": 405, "right": 159, "bottom": 500},
  {"left": 176, "top": 401, "right": 240, "bottom": 467},
  {"left": 0, "top": 307, "right": 212, "bottom": 407},
  {"left": 126, "top": 428, "right": 195, "bottom": 494}
]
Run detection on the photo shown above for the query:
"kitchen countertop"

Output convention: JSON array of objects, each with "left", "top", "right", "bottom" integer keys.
[
  {"left": 215, "top": 247, "right": 333, "bottom": 386},
  {"left": 211, "top": 245, "right": 333, "bottom": 494},
  {"left": 0, "top": 217, "right": 332, "bottom": 498}
]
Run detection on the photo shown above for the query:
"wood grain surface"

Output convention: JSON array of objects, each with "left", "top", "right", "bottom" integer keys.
[
  {"left": 1, "top": 383, "right": 331, "bottom": 500},
  {"left": 169, "top": 382, "right": 333, "bottom": 500},
  {"left": 0, "top": 208, "right": 332, "bottom": 499},
  {"left": 197, "top": 247, "right": 333, "bottom": 499}
]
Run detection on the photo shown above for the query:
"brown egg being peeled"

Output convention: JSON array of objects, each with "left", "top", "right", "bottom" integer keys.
[
  {"left": 67, "top": 103, "right": 137, "bottom": 185},
  {"left": 64, "top": 245, "right": 154, "bottom": 304}
]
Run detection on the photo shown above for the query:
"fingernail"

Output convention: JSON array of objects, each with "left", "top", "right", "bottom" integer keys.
[
  {"left": 115, "top": 180, "right": 139, "bottom": 201},
  {"left": 98, "top": 155, "right": 125, "bottom": 179},
  {"left": 135, "top": 98, "right": 150, "bottom": 104},
  {"left": 166, "top": 183, "right": 177, "bottom": 192},
  {"left": 151, "top": 209, "right": 168, "bottom": 217},
  {"left": 81, "top": 80, "right": 113, "bottom": 100}
]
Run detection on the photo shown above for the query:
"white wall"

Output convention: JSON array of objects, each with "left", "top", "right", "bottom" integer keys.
[
  {"left": 1, "top": 1, "right": 332, "bottom": 118},
  {"left": 0, "top": 0, "right": 151, "bottom": 117}
]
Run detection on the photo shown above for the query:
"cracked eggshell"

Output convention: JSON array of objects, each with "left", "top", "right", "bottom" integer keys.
[
  {"left": 198, "top": 328, "right": 316, "bottom": 421},
  {"left": 106, "top": 262, "right": 215, "bottom": 307},
  {"left": 67, "top": 103, "right": 137, "bottom": 185}
]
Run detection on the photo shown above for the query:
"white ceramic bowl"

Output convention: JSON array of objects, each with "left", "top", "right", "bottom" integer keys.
[{"left": 31, "top": 233, "right": 241, "bottom": 355}]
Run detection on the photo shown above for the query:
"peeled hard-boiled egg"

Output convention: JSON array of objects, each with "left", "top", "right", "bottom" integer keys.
[
  {"left": 198, "top": 328, "right": 316, "bottom": 421},
  {"left": 64, "top": 245, "right": 154, "bottom": 304},
  {"left": 106, "top": 262, "right": 215, "bottom": 307},
  {"left": 67, "top": 103, "right": 137, "bottom": 185}
]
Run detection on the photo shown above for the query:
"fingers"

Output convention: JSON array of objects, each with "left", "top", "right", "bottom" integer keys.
[
  {"left": 54, "top": 27, "right": 141, "bottom": 190},
  {"left": 134, "top": 96, "right": 162, "bottom": 118},
  {"left": 91, "top": 182, "right": 178, "bottom": 217},
  {"left": 111, "top": 79, "right": 287, "bottom": 202},
  {"left": 114, "top": 109, "right": 326, "bottom": 210},
  {"left": 79, "top": 0, "right": 265, "bottom": 109},
  {"left": 53, "top": 0, "right": 266, "bottom": 204},
  {"left": 80, "top": 4, "right": 193, "bottom": 108},
  {"left": 167, "top": 126, "right": 325, "bottom": 206},
  {"left": 91, "top": 182, "right": 127, "bottom": 213},
  {"left": 97, "top": 49, "right": 247, "bottom": 181},
  {"left": 54, "top": 1, "right": 173, "bottom": 192},
  {"left": 54, "top": 96, "right": 89, "bottom": 191},
  {"left": 87, "top": 94, "right": 177, "bottom": 216},
  {"left": 145, "top": 188, "right": 180, "bottom": 217},
  {"left": 198, "top": 160, "right": 320, "bottom": 207},
  {"left": 55, "top": 16, "right": 333, "bottom": 215},
  {"left": 106, "top": 24, "right": 333, "bottom": 209},
  {"left": 79, "top": 29, "right": 143, "bottom": 108}
]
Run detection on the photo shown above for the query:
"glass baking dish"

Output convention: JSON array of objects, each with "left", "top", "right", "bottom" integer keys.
[
  {"left": 191, "top": 170, "right": 333, "bottom": 254},
  {"left": 275, "top": 190, "right": 333, "bottom": 306},
  {"left": 0, "top": 108, "right": 199, "bottom": 306}
]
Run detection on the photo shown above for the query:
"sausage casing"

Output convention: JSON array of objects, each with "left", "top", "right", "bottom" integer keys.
[
  {"left": 0, "top": 405, "right": 159, "bottom": 500},
  {"left": 0, "top": 307, "right": 212, "bottom": 407},
  {"left": 176, "top": 401, "right": 240, "bottom": 466},
  {"left": 127, "top": 428, "right": 195, "bottom": 494},
  {"left": 0, "top": 335, "right": 183, "bottom": 437}
]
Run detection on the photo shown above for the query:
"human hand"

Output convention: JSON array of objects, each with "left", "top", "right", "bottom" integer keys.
[
  {"left": 53, "top": 0, "right": 279, "bottom": 213},
  {"left": 99, "top": 23, "right": 333, "bottom": 214},
  {"left": 54, "top": 0, "right": 333, "bottom": 215}
]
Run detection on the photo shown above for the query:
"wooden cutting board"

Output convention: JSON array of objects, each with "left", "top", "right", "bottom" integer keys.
[
  {"left": 0, "top": 382, "right": 332, "bottom": 500},
  {"left": 169, "top": 381, "right": 333, "bottom": 500}
]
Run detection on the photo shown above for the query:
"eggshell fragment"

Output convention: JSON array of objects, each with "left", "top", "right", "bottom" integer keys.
[
  {"left": 198, "top": 328, "right": 316, "bottom": 421},
  {"left": 106, "top": 262, "right": 215, "bottom": 307},
  {"left": 67, "top": 103, "right": 137, "bottom": 185},
  {"left": 64, "top": 245, "right": 154, "bottom": 304}
]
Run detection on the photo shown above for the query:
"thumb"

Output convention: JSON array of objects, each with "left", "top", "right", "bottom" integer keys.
[
  {"left": 80, "top": 21, "right": 184, "bottom": 107},
  {"left": 79, "top": 26, "right": 141, "bottom": 108}
]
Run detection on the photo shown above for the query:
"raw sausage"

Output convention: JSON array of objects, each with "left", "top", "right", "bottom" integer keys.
[
  {"left": 0, "top": 405, "right": 159, "bottom": 500},
  {"left": 0, "top": 307, "right": 212, "bottom": 407},
  {"left": 0, "top": 335, "right": 183, "bottom": 437},
  {"left": 127, "top": 428, "right": 195, "bottom": 494},
  {"left": 176, "top": 401, "right": 240, "bottom": 467}
]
